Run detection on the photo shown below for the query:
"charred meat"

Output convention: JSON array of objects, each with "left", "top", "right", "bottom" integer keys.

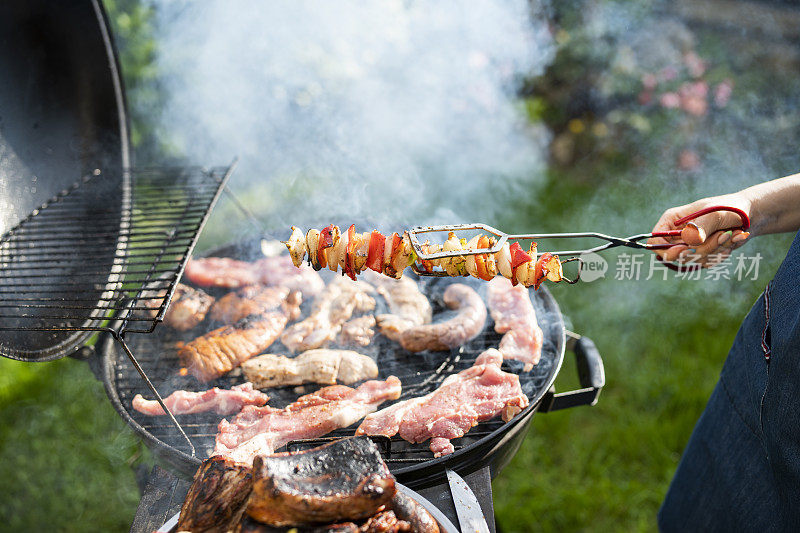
[
  {"left": 164, "top": 283, "right": 215, "bottom": 331},
  {"left": 178, "top": 311, "right": 295, "bottom": 382},
  {"left": 209, "top": 285, "right": 301, "bottom": 324},
  {"left": 281, "top": 277, "right": 376, "bottom": 353},
  {"left": 241, "top": 350, "right": 378, "bottom": 389},
  {"left": 357, "top": 349, "right": 528, "bottom": 456},
  {"left": 396, "top": 284, "right": 486, "bottom": 353},
  {"left": 388, "top": 491, "right": 439, "bottom": 533},
  {"left": 247, "top": 437, "right": 396, "bottom": 527},
  {"left": 214, "top": 377, "right": 402, "bottom": 465},
  {"left": 132, "top": 383, "right": 269, "bottom": 416},
  {"left": 175, "top": 455, "right": 253, "bottom": 533},
  {"left": 486, "top": 277, "right": 543, "bottom": 371}
]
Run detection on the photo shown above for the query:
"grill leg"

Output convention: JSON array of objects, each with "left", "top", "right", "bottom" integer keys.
[{"left": 115, "top": 333, "right": 196, "bottom": 457}]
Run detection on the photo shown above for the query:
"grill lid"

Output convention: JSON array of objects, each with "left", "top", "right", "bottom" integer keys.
[{"left": 0, "top": 0, "right": 128, "bottom": 361}]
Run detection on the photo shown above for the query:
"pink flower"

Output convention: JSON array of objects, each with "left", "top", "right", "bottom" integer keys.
[
  {"left": 659, "top": 92, "right": 680, "bottom": 109},
  {"left": 639, "top": 91, "right": 653, "bottom": 105},
  {"left": 714, "top": 80, "right": 734, "bottom": 107},
  {"left": 684, "top": 52, "right": 706, "bottom": 78},
  {"left": 642, "top": 73, "right": 658, "bottom": 91},
  {"left": 679, "top": 81, "right": 708, "bottom": 99},
  {"left": 678, "top": 149, "right": 701, "bottom": 171},
  {"left": 681, "top": 96, "right": 708, "bottom": 117},
  {"left": 658, "top": 66, "right": 678, "bottom": 82}
]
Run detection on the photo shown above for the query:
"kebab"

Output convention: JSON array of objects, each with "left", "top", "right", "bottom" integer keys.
[{"left": 283, "top": 224, "right": 566, "bottom": 289}]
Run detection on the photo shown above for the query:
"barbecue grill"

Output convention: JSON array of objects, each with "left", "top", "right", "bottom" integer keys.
[
  {"left": 1, "top": 0, "right": 606, "bottom": 528},
  {"left": 99, "top": 238, "right": 604, "bottom": 489}
]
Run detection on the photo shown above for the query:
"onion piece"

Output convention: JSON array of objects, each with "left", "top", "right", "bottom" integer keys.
[
  {"left": 464, "top": 235, "right": 480, "bottom": 277},
  {"left": 496, "top": 242, "right": 512, "bottom": 278},
  {"left": 306, "top": 229, "right": 321, "bottom": 270},
  {"left": 283, "top": 226, "right": 306, "bottom": 267}
]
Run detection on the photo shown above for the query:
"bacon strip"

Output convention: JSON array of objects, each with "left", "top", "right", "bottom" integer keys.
[
  {"left": 132, "top": 383, "right": 269, "bottom": 416},
  {"left": 356, "top": 349, "right": 528, "bottom": 456},
  {"left": 184, "top": 255, "right": 324, "bottom": 298},
  {"left": 214, "top": 377, "right": 402, "bottom": 465},
  {"left": 486, "top": 276, "right": 543, "bottom": 371}
]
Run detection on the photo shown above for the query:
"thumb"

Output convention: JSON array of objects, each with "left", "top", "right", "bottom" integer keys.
[{"left": 679, "top": 210, "right": 742, "bottom": 246}]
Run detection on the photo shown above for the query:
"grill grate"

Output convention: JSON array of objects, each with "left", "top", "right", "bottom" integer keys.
[
  {"left": 109, "top": 272, "right": 562, "bottom": 466},
  {"left": 0, "top": 165, "right": 233, "bottom": 338}
]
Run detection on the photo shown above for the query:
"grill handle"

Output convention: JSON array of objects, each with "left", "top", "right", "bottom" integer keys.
[{"left": 539, "top": 331, "right": 605, "bottom": 412}]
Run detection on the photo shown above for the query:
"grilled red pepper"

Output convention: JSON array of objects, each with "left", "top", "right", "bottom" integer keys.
[
  {"left": 474, "top": 235, "right": 493, "bottom": 281},
  {"left": 317, "top": 224, "right": 335, "bottom": 269},
  {"left": 509, "top": 242, "right": 531, "bottom": 286},
  {"left": 534, "top": 252, "right": 552, "bottom": 290},
  {"left": 366, "top": 230, "right": 385, "bottom": 272},
  {"left": 344, "top": 224, "right": 357, "bottom": 280}
]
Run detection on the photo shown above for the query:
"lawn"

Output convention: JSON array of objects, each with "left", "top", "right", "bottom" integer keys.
[{"left": 1, "top": 1, "right": 798, "bottom": 532}]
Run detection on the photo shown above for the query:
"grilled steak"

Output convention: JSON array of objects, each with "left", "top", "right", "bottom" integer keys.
[
  {"left": 131, "top": 383, "right": 269, "bottom": 416},
  {"left": 175, "top": 455, "right": 253, "bottom": 533},
  {"left": 247, "top": 437, "right": 396, "bottom": 527},
  {"left": 185, "top": 255, "right": 324, "bottom": 298},
  {"left": 389, "top": 491, "right": 439, "bottom": 533},
  {"left": 357, "top": 349, "right": 528, "bottom": 456},
  {"left": 209, "top": 285, "right": 301, "bottom": 324},
  {"left": 362, "top": 271, "right": 432, "bottom": 343},
  {"left": 179, "top": 312, "right": 295, "bottom": 382},
  {"left": 281, "top": 277, "right": 376, "bottom": 353},
  {"left": 214, "top": 377, "right": 402, "bottom": 465},
  {"left": 486, "top": 277, "right": 543, "bottom": 371},
  {"left": 397, "top": 284, "right": 486, "bottom": 353},
  {"left": 241, "top": 350, "right": 378, "bottom": 389}
]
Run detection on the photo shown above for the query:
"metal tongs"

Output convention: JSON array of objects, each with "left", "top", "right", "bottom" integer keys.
[{"left": 408, "top": 206, "right": 751, "bottom": 280}]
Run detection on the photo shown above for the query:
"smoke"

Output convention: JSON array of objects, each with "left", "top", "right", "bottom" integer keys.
[{"left": 148, "top": 0, "right": 554, "bottom": 238}]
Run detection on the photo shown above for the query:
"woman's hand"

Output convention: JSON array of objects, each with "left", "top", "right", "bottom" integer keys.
[{"left": 647, "top": 193, "right": 752, "bottom": 266}]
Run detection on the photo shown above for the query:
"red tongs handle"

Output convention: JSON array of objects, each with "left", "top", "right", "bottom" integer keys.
[
  {"left": 651, "top": 205, "right": 750, "bottom": 240},
  {"left": 654, "top": 205, "right": 751, "bottom": 272}
]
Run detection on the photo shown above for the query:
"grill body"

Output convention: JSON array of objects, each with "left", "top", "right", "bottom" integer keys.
[{"left": 100, "top": 239, "right": 568, "bottom": 488}]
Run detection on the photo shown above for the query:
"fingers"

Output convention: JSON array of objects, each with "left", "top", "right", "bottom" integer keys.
[{"left": 669, "top": 229, "right": 750, "bottom": 267}]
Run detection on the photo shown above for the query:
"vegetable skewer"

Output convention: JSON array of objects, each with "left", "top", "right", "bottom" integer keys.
[{"left": 284, "top": 225, "right": 566, "bottom": 289}]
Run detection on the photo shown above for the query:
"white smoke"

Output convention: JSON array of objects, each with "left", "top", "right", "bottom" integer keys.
[{"left": 149, "top": 0, "right": 554, "bottom": 239}]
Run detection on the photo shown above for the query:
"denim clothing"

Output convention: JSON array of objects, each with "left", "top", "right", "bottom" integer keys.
[{"left": 659, "top": 230, "right": 800, "bottom": 532}]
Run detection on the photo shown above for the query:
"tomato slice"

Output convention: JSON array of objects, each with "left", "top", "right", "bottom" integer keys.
[
  {"left": 344, "top": 224, "right": 357, "bottom": 280},
  {"left": 509, "top": 242, "right": 531, "bottom": 285},
  {"left": 317, "top": 224, "right": 335, "bottom": 269},
  {"left": 366, "top": 231, "right": 385, "bottom": 272},
  {"left": 534, "top": 252, "right": 552, "bottom": 290}
]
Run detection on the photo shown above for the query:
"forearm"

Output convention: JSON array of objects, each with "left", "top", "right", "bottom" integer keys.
[{"left": 741, "top": 173, "right": 800, "bottom": 236}]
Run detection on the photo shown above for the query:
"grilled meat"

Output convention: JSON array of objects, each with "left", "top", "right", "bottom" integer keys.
[
  {"left": 241, "top": 350, "right": 378, "bottom": 389},
  {"left": 486, "top": 277, "right": 543, "bottom": 371},
  {"left": 284, "top": 225, "right": 568, "bottom": 288},
  {"left": 361, "top": 271, "right": 431, "bottom": 343},
  {"left": 357, "top": 349, "right": 528, "bottom": 456},
  {"left": 214, "top": 377, "right": 402, "bottom": 465},
  {"left": 281, "top": 277, "right": 376, "bottom": 353},
  {"left": 397, "top": 284, "right": 486, "bottom": 353},
  {"left": 238, "top": 516, "right": 360, "bottom": 532},
  {"left": 179, "top": 311, "right": 295, "bottom": 382},
  {"left": 209, "top": 285, "right": 301, "bottom": 324},
  {"left": 185, "top": 255, "right": 324, "bottom": 298},
  {"left": 175, "top": 455, "right": 253, "bottom": 533},
  {"left": 388, "top": 491, "right": 439, "bottom": 533},
  {"left": 338, "top": 316, "right": 377, "bottom": 347},
  {"left": 164, "top": 283, "right": 215, "bottom": 331},
  {"left": 360, "top": 510, "right": 411, "bottom": 533},
  {"left": 247, "top": 437, "right": 396, "bottom": 527},
  {"left": 132, "top": 383, "right": 269, "bottom": 416}
]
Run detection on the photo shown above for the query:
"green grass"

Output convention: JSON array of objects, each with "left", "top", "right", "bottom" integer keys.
[{"left": 0, "top": 357, "right": 148, "bottom": 532}]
